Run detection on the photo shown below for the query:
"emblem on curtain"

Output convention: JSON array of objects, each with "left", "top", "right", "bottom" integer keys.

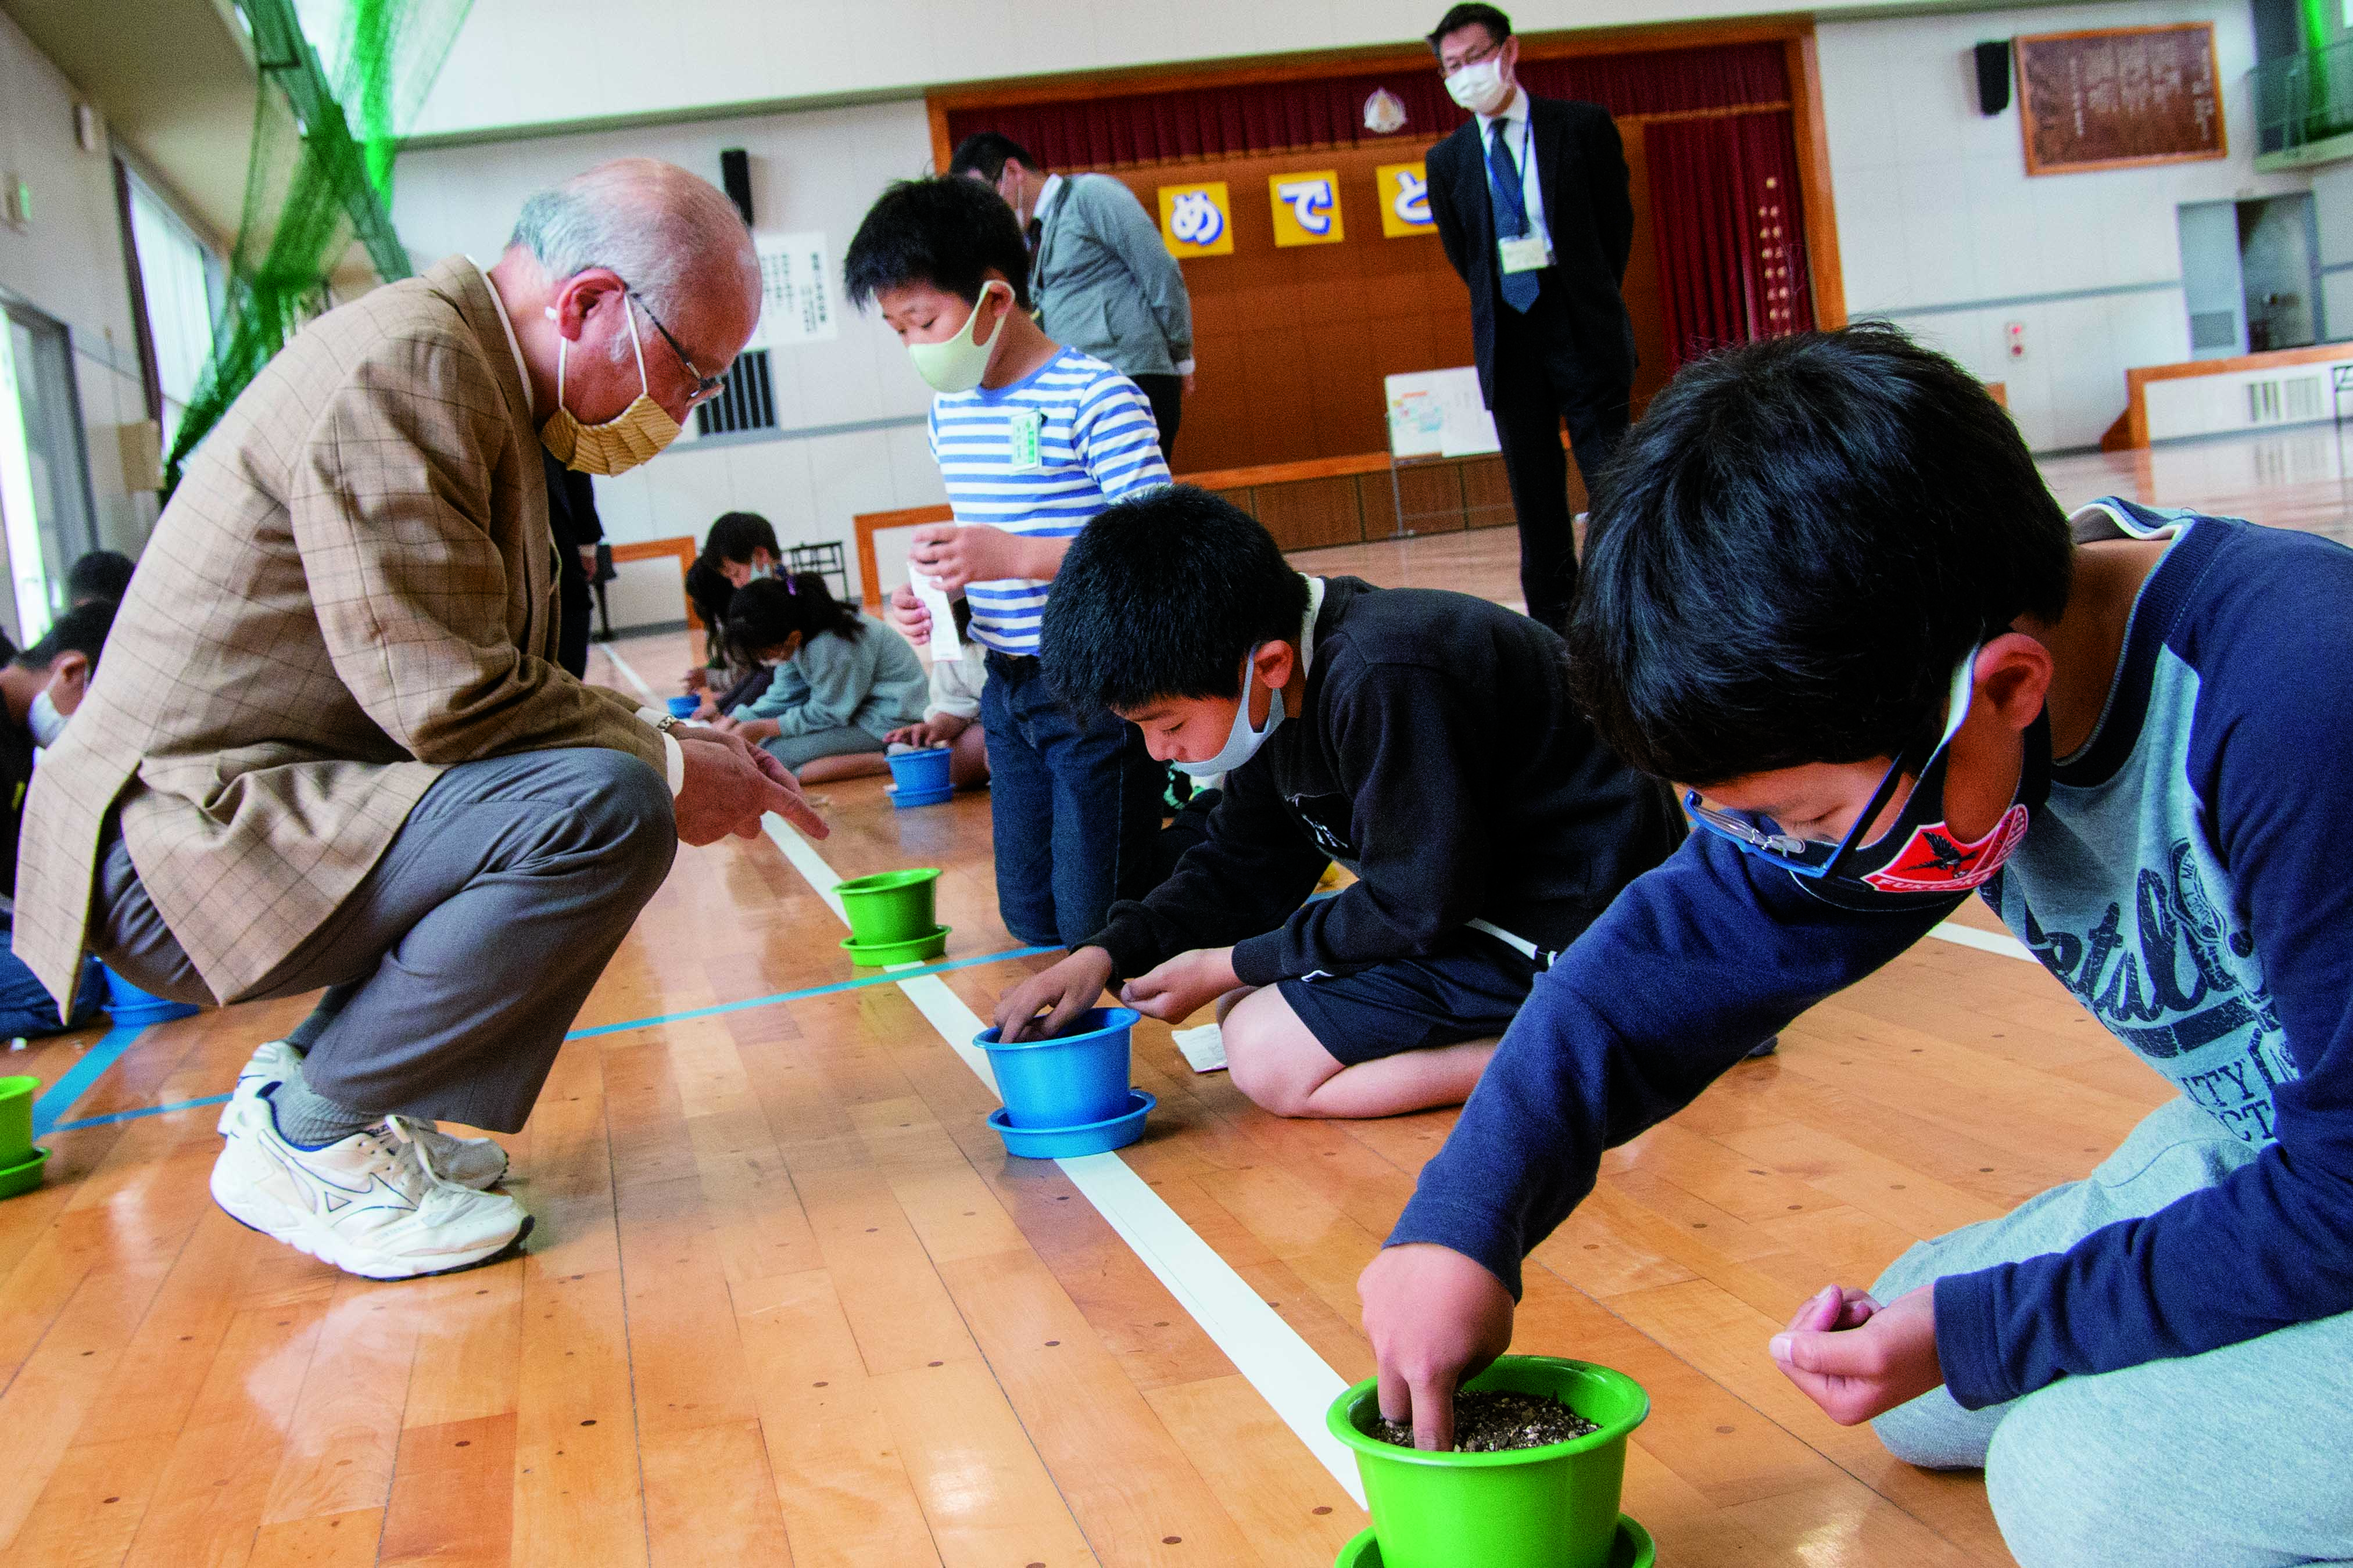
[
  {"left": 1377, "top": 162, "right": 1437, "bottom": 236},
  {"left": 1158, "top": 182, "right": 1235, "bottom": 257},
  {"left": 1363, "top": 88, "right": 1409, "bottom": 135},
  {"left": 1269, "top": 173, "right": 1345, "bottom": 246}
]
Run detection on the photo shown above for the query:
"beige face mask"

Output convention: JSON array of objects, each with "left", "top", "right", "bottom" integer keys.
[{"left": 539, "top": 297, "right": 682, "bottom": 476}]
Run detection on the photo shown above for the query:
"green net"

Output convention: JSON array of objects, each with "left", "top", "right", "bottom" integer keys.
[{"left": 164, "top": 0, "right": 474, "bottom": 494}]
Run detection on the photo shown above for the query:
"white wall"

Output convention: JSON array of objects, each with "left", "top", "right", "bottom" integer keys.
[
  {"left": 414, "top": 0, "right": 1950, "bottom": 142},
  {"left": 390, "top": 98, "right": 949, "bottom": 617},
  {"left": 0, "top": 7, "right": 157, "bottom": 627},
  {"left": 1819, "top": 0, "right": 2312, "bottom": 452}
]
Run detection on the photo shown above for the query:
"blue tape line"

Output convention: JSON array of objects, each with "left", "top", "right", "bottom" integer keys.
[
  {"left": 561, "top": 943, "right": 1056, "bottom": 1040},
  {"left": 48, "top": 1092, "right": 232, "bottom": 1135},
  {"left": 30, "top": 1024, "right": 148, "bottom": 1138},
  {"left": 33, "top": 946, "right": 1055, "bottom": 1138}
]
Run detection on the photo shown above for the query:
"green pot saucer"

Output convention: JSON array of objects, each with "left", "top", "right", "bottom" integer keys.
[
  {"left": 1334, "top": 1513, "right": 1653, "bottom": 1568},
  {"left": 840, "top": 925, "right": 950, "bottom": 966},
  {"left": 0, "top": 1146, "right": 52, "bottom": 1200}
]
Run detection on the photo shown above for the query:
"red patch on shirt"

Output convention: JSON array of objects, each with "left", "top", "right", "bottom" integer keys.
[{"left": 1861, "top": 804, "right": 2030, "bottom": 894}]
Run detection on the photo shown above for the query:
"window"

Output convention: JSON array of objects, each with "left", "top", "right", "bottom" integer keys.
[
  {"left": 691, "top": 349, "right": 778, "bottom": 442},
  {"left": 124, "top": 169, "right": 225, "bottom": 452},
  {"left": 0, "top": 301, "right": 100, "bottom": 644}
]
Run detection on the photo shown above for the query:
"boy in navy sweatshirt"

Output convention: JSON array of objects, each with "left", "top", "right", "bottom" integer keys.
[
  {"left": 993, "top": 487, "right": 1677, "bottom": 1119},
  {"left": 1359, "top": 325, "right": 2353, "bottom": 1565}
]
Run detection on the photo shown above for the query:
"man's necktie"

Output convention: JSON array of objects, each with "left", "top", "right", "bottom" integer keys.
[
  {"left": 1025, "top": 217, "right": 1043, "bottom": 256},
  {"left": 1486, "top": 120, "right": 1541, "bottom": 313}
]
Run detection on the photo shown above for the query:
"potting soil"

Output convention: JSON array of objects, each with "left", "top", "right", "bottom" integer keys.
[{"left": 1370, "top": 1390, "right": 1600, "bottom": 1452}]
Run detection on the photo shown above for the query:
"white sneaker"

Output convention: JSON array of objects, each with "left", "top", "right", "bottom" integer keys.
[
  {"left": 220, "top": 1039, "right": 510, "bottom": 1190},
  {"left": 210, "top": 1087, "right": 530, "bottom": 1280}
]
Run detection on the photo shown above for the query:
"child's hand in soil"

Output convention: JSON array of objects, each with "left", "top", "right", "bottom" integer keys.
[
  {"left": 1769, "top": 1282, "right": 1941, "bottom": 1425},
  {"left": 995, "top": 946, "right": 1118, "bottom": 1042},
  {"left": 1119, "top": 947, "right": 1240, "bottom": 1025},
  {"left": 1359, "top": 1243, "right": 1516, "bottom": 1451}
]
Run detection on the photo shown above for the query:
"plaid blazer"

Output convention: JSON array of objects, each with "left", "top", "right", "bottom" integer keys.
[{"left": 15, "top": 256, "right": 665, "bottom": 1010}]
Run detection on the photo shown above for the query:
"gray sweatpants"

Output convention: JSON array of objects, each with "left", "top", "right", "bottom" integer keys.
[
  {"left": 92, "top": 748, "right": 675, "bottom": 1132},
  {"left": 1871, "top": 1095, "right": 2353, "bottom": 1567},
  {"left": 760, "top": 724, "right": 884, "bottom": 772}
]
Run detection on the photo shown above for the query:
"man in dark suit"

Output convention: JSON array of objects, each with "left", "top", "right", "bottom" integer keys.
[{"left": 1424, "top": 3, "right": 1636, "bottom": 631}]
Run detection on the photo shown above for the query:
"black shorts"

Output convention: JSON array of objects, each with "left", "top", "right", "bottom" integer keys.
[{"left": 1276, "top": 927, "right": 1542, "bottom": 1067}]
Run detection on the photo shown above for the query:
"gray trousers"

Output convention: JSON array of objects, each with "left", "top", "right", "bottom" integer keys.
[
  {"left": 94, "top": 748, "right": 675, "bottom": 1133},
  {"left": 760, "top": 724, "right": 885, "bottom": 772},
  {"left": 1871, "top": 1096, "right": 2353, "bottom": 1567}
]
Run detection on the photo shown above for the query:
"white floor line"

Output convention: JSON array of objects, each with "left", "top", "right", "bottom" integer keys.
[
  {"left": 763, "top": 811, "right": 1366, "bottom": 1502},
  {"left": 761, "top": 815, "right": 848, "bottom": 921},
  {"left": 1929, "top": 920, "right": 2037, "bottom": 963},
  {"left": 597, "top": 641, "right": 658, "bottom": 701}
]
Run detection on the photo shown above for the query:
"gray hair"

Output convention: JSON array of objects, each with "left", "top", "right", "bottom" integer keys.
[{"left": 508, "top": 159, "right": 758, "bottom": 333}]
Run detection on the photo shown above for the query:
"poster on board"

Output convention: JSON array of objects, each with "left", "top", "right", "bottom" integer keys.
[
  {"left": 1385, "top": 368, "right": 1498, "bottom": 458},
  {"left": 2014, "top": 24, "right": 2225, "bottom": 174},
  {"left": 750, "top": 231, "right": 839, "bottom": 347}
]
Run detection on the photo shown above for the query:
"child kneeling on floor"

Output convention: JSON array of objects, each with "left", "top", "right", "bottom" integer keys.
[
  {"left": 1358, "top": 325, "right": 2353, "bottom": 1563},
  {"left": 713, "top": 573, "right": 926, "bottom": 782},
  {"left": 992, "top": 486, "right": 1679, "bottom": 1120}
]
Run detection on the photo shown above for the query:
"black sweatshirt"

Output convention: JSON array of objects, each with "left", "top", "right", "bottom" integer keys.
[{"left": 1088, "top": 577, "right": 1677, "bottom": 986}]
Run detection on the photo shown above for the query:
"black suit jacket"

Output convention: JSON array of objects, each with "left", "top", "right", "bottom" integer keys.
[{"left": 1426, "top": 95, "right": 1638, "bottom": 404}]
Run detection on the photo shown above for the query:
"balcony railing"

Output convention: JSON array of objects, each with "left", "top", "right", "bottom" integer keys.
[{"left": 2252, "top": 41, "right": 2353, "bottom": 160}]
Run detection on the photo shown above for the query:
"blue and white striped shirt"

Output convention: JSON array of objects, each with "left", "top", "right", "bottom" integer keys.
[{"left": 928, "top": 347, "right": 1170, "bottom": 655}]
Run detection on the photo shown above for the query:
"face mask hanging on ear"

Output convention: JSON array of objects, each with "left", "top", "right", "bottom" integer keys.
[
  {"left": 1176, "top": 645, "right": 1287, "bottom": 780},
  {"left": 27, "top": 687, "right": 69, "bottom": 748},
  {"left": 908, "top": 280, "right": 1012, "bottom": 394},
  {"left": 539, "top": 297, "right": 683, "bottom": 476}
]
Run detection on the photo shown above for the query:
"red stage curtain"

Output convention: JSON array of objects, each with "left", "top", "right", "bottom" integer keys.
[
  {"left": 944, "top": 42, "right": 1790, "bottom": 170},
  {"left": 1643, "top": 109, "right": 1814, "bottom": 374}
]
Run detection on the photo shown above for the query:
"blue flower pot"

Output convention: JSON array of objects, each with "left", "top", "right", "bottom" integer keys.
[
  {"left": 987, "top": 1090, "right": 1154, "bottom": 1158},
  {"left": 101, "top": 965, "right": 200, "bottom": 1027},
  {"left": 890, "top": 784, "right": 955, "bottom": 810},
  {"left": 888, "top": 747, "right": 954, "bottom": 796},
  {"left": 665, "top": 694, "right": 700, "bottom": 719},
  {"left": 974, "top": 1006, "right": 1138, "bottom": 1129}
]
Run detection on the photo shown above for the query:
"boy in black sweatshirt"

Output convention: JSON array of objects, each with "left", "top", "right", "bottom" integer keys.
[{"left": 991, "top": 486, "right": 1677, "bottom": 1118}]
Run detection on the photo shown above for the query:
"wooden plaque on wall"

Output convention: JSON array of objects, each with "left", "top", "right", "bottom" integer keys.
[{"left": 2015, "top": 23, "right": 2225, "bottom": 175}]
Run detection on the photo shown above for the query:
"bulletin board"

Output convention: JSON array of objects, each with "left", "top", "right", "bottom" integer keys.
[{"left": 2015, "top": 23, "right": 2225, "bottom": 175}]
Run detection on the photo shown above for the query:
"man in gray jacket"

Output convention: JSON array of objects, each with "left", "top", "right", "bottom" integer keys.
[{"left": 951, "top": 132, "right": 1196, "bottom": 464}]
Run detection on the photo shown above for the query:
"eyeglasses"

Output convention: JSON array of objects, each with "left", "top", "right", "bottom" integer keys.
[
  {"left": 1681, "top": 649, "right": 1979, "bottom": 880},
  {"left": 626, "top": 289, "right": 728, "bottom": 406},
  {"left": 1441, "top": 35, "right": 1505, "bottom": 76}
]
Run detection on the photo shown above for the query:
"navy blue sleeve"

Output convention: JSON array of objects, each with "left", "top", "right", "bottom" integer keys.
[
  {"left": 1389, "top": 831, "right": 1954, "bottom": 1296},
  {"left": 1935, "top": 552, "right": 2353, "bottom": 1407}
]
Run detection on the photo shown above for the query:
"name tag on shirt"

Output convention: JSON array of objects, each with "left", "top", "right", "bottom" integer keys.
[
  {"left": 1499, "top": 234, "right": 1552, "bottom": 274},
  {"left": 1008, "top": 409, "right": 1045, "bottom": 472}
]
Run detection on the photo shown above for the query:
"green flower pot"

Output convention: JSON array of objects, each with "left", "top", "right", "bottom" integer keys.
[
  {"left": 0, "top": 1075, "right": 38, "bottom": 1168},
  {"left": 835, "top": 869, "right": 941, "bottom": 947},
  {"left": 1326, "top": 1355, "right": 1650, "bottom": 1568}
]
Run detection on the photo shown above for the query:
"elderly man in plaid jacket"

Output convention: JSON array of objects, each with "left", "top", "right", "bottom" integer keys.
[{"left": 15, "top": 160, "right": 823, "bottom": 1280}]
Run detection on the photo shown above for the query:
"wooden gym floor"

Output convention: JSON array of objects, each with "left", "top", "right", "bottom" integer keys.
[{"left": 6, "top": 424, "right": 2348, "bottom": 1567}]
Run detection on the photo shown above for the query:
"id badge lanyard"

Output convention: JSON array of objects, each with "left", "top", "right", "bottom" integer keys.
[{"left": 1498, "top": 117, "right": 1550, "bottom": 273}]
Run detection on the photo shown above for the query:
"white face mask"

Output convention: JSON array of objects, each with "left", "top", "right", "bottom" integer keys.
[
  {"left": 908, "top": 280, "right": 1013, "bottom": 394},
  {"left": 1175, "top": 648, "right": 1286, "bottom": 779},
  {"left": 1446, "top": 54, "right": 1513, "bottom": 116},
  {"left": 28, "top": 687, "right": 68, "bottom": 748}
]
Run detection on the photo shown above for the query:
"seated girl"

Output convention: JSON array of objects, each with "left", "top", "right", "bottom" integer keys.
[
  {"left": 683, "top": 511, "right": 782, "bottom": 711},
  {"left": 712, "top": 574, "right": 927, "bottom": 783}
]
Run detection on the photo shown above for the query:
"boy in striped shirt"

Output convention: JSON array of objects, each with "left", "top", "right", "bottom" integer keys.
[{"left": 847, "top": 177, "right": 1173, "bottom": 946}]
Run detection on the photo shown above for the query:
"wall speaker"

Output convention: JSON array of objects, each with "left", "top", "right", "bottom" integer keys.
[
  {"left": 719, "top": 148, "right": 753, "bottom": 228},
  {"left": 1974, "top": 41, "right": 2012, "bottom": 116}
]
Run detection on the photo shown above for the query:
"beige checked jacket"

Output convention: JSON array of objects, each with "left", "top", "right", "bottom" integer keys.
[{"left": 15, "top": 256, "right": 665, "bottom": 1011}]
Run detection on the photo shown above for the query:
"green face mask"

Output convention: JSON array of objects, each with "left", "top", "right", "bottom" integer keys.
[{"left": 908, "top": 280, "right": 1011, "bottom": 394}]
